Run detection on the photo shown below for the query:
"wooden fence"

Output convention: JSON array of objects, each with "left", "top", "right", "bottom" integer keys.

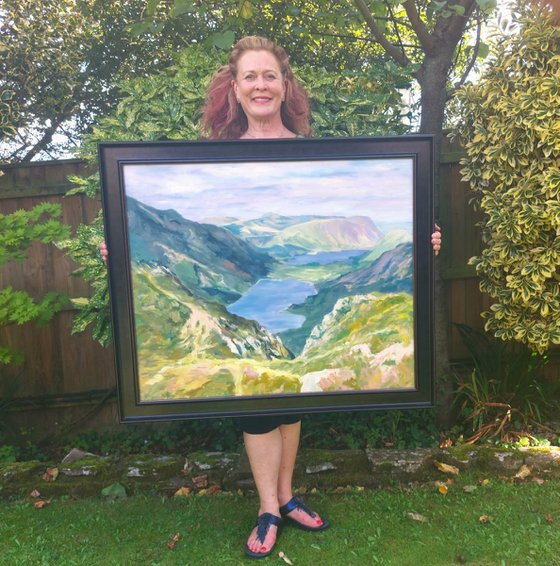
[{"left": 0, "top": 145, "right": 557, "bottom": 437}]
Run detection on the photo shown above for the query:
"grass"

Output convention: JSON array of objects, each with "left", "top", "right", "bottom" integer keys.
[{"left": 1, "top": 478, "right": 560, "bottom": 565}]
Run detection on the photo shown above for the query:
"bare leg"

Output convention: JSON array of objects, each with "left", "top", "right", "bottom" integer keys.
[
  {"left": 276, "top": 421, "right": 301, "bottom": 504},
  {"left": 244, "top": 429, "right": 283, "bottom": 554},
  {"left": 277, "top": 421, "right": 326, "bottom": 529}
]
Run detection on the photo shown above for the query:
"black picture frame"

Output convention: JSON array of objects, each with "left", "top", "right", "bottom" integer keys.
[{"left": 99, "top": 135, "right": 434, "bottom": 422}]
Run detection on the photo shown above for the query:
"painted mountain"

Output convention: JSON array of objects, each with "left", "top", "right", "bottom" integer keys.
[
  {"left": 266, "top": 216, "right": 383, "bottom": 251},
  {"left": 126, "top": 199, "right": 415, "bottom": 400},
  {"left": 127, "top": 197, "right": 274, "bottom": 303}
]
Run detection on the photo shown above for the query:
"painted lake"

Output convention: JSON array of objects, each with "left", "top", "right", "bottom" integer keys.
[{"left": 226, "top": 278, "right": 317, "bottom": 333}]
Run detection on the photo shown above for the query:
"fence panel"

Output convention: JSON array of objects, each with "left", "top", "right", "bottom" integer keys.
[{"left": 1, "top": 147, "right": 556, "bottom": 435}]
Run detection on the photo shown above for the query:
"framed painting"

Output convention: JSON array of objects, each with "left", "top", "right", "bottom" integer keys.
[{"left": 99, "top": 136, "right": 434, "bottom": 422}]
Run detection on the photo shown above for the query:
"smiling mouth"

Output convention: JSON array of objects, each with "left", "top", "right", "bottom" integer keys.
[{"left": 252, "top": 97, "right": 272, "bottom": 103}]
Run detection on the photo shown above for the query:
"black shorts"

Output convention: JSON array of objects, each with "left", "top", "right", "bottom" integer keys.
[{"left": 237, "top": 414, "right": 302, "bottom": 435}]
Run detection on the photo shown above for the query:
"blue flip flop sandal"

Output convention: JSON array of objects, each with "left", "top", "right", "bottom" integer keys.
[
  {"left": 279, "top": 497, "right": 330, "bottom": 532},
  {"left": 244, "top": 512, "right": 283, "bottom": 559}
]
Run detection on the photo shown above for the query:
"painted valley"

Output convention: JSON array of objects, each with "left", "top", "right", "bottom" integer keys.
[{"left": 127, "top": 194, "right": 415, "bottom": 401}]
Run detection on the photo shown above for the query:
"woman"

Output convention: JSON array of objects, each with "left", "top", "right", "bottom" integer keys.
[
  {"left": 102, "top": 35, "right": 443, "bottom": 559},
  {"left": 200, "top": 36, "right": 328, "bottom": 559}
]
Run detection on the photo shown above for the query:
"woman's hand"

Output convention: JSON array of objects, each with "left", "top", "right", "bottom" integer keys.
[
  {"left": 100, "top": 241, "right": 108, "bottom": 264},
  {"left": 431, "top": 224, "right": 442, "bottom": 256}
]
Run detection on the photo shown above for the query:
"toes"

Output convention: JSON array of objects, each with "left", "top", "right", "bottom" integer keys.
[{"left": 246, "top": 524, "right": 277, "bottom": 553}]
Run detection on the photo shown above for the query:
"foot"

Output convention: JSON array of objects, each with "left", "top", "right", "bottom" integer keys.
[
  {"left": 279, "top": 497, "right": 330, "bottom": 531},
  {"left": 245, "top": 512, "right": 283, "bottom": 559}
]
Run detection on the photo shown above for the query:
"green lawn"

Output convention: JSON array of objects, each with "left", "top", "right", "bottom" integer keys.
[{"left": 1, "top": 480, "right": 559, "bottom": 565}]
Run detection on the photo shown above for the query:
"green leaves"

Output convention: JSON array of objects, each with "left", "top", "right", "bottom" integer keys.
[
  {"left": 0, "top": 202, "right": 70, "bottom": 363},
  {"left": 0, "top": 203, "right": 70, "bottom": 266},
  {"left": 210, "top": 30, "right": 236, "bottom": 50},
  {"left": 59, "top": 212, "right": 112, "bottom": 346},
  {"left": 454, "top": 2, "right": 560, "bottom": 353}
]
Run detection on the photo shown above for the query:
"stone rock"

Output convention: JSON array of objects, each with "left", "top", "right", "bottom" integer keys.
[
  {"left": 306, "top": 462, "right": 337, "bottom": 474},
  {"left": 61, "top": 466, "right": 97, "bottom": 477},
  {"left": 366, "top": 448, "right": 435, "bottom": 485},
  {"left": 127, "top": 467, "right": 143, "bottom": 478}
]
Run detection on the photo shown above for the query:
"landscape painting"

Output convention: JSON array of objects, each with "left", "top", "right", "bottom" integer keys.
[
  {"left": 122, "top": 157, "right": 415, "bottom": 401},
  {"left": 99, "top": 137, "right": 434, "bottom": 421}
]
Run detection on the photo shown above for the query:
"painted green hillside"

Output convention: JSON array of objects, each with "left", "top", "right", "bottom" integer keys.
[
  {"left": 132, "top": 264, "right": 297, "bottom": 400},
  {"left": 133, "top": 262, "right": 414, "bottom": 399}
]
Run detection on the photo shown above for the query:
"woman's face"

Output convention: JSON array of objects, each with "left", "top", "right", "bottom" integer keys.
[{"left": 233, "top": 50, "right": 286, "bottom": 124}]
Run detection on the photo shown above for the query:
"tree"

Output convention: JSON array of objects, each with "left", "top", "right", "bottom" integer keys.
[
  {"left": 0, "top": 0, "right": 226, "bottom": 162},
  {"left": 2, "top": 1, "right": 495, "bottom": 161},
  {"left": 453, "top": 3, "right": 560, "bottom": 353}
]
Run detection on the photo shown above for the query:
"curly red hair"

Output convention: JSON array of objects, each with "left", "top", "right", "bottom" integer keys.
[{"left": 201, "top": 36, "right": 311, "bottom": 140}]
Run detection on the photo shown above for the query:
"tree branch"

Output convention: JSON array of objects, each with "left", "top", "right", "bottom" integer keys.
[
  {"left": 353, "top": 0, "right": 410, "bottom": 66},
  {"left": 21, "top": 110, "right": 72, "bottom": 162},
  {"left": 438, "top": 0, "right": 478, "bottom": 40},
  {"left": 387, "top": 2, "right": 407, "bottom": 55},
  {"left": 402, "top": 0, "right": 435, "bottom": 53},
  {"left": 450, "top": 13, "right": 482, "bottom": 93}
]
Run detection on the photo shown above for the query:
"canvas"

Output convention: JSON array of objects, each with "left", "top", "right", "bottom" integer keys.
[{"left": 99, "top": 136, "right": 434, "bottom": 421}]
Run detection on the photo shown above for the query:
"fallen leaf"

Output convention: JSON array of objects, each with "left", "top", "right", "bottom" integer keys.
[
  {"left": 407, "top": 512, "right": 428, "bottom": 523},
  {"left": 433, "top": 461, "right": 459, "bottom": 475},
  {"left": 174, "top": 487, "right": 191, "bottom": 498},
  {"left": 205, "top": 484, "right": 221, "bottom": 496},
  {"left": 532, "top": 477, "right": 545, "bottom": 485},
  {"left": 34, "top": 499, "right": 50, "bottom": 509},
  {"left": 279, "top": 551, "right": 294, "bottom": 565},
  {"left": 439, "top": 438, "right": 453, "bottom": 448},
  {"left": 479, "top": 515, "right": 493, "bottom": 524},
  {"left": 463, "top": 485, "right": 477, "bottom": 493},
  {"left": 544, "top": 514, "right": 554, "bottom": 524},
  {"left": 437, "top": 483, "right": 448, "bottom": 495},
  {"left": 29, "top": 489, "right": 41, "bottom": 499},
  {"left": 479, "top": 478, "right": 490, "bottom": 486},
  {"left": 514, "top": 464, "right": 533, "bottom": 481},
  {"left": 167, "top": 532, "right": 180, "bottom": 550},
  {"left": 42, "top": 467, "right": 59, "bottom": 482}
]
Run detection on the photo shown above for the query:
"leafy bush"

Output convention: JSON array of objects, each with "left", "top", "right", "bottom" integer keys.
[
  {"left": 301, "top": 409, "right": 442, "bottom": 450},
  {"left": 453, "top": 324, "right": 559, "bottom": 443},
  {"left": 453, "top": 4, "right": 560, "bottom": 352},
  {"left": 0, "top": 444, "right": 17, "bottom": 463}
]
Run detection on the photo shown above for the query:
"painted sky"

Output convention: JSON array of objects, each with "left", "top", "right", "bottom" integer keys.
[{"left": 122, "top": 158, "right": 413, "bottom": 226}]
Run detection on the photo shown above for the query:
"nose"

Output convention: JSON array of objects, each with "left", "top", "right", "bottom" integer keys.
[{"left": 254, "top": 76, "right": 267, "bottom": 89}]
